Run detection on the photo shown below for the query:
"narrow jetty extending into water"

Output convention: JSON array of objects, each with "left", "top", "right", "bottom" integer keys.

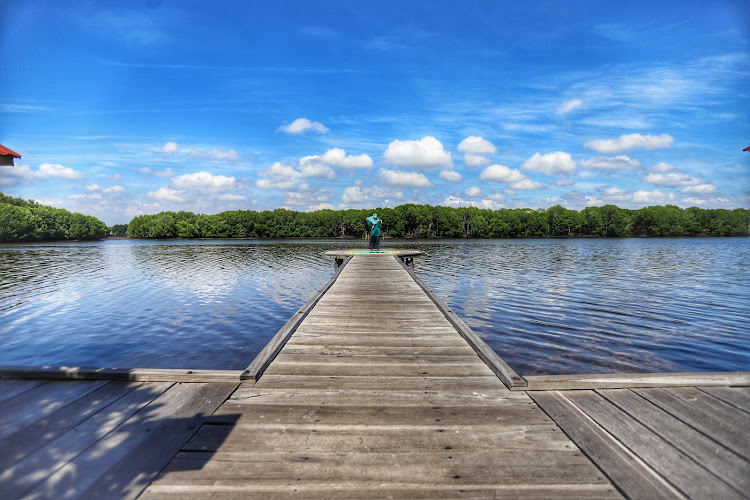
[{"left": 1, "top": 251, "right": 748, "bottom": 498}]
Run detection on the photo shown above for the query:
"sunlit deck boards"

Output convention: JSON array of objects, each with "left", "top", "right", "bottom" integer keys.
[
  {"left": 531, "top": 386, "right": 750, "bottom": 498},
  {"left": 0, "top": 375, "right": 239, "bottom": 499},
  {"left": 142, "top": 255, "right": 618, "bottom": 498}
]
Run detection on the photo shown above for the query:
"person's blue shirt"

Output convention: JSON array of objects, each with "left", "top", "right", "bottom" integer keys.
[{"left": 366, "top": 214, "right": 382, "bottom": 237}]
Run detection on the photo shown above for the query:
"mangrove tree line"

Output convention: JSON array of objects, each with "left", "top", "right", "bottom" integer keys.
[
  {"left": 0, "top": 192, "right": 108, "bottom": 242},
  {"left": 126, "top": 204, "right": 750, "bottom": 239}
]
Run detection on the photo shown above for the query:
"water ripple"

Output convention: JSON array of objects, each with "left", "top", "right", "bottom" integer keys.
[{"left": 1, "top": 238, "right": 748, "bottom": 374}]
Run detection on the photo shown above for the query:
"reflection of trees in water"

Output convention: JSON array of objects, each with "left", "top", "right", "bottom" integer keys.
[{"left": 1, "top": 238, "right": 747, "bottom": 374}]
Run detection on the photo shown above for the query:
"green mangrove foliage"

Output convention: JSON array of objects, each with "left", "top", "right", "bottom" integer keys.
[
  {"left": 126, "top": 204, "right": 750, "bottom": 239},
  {"left": 0, "top": 192, "right": 108, "bottom": 242}
]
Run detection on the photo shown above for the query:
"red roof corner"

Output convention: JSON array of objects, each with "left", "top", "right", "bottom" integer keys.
[{"left": 0, "top": 144, "right": 22, "bottom": 158}]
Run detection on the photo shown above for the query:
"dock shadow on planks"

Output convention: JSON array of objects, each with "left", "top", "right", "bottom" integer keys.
[{"left": 0, "top": 379, "right": 238, "bottom": 499}]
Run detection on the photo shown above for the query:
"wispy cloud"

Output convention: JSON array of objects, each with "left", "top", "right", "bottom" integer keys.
[{"left": 278, "top": 118, "right": 330, "bottom": 135}]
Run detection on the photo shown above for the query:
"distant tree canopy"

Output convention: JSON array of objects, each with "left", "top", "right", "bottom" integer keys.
[
  {"left": 125, "top": 204, "right": 750, "bottom": 239},
  {"left": 110, "top": 224, "right": 129, "bottom": 237},
  {"left": 0, "top": 192, "right": 108, "bottom": 242}
]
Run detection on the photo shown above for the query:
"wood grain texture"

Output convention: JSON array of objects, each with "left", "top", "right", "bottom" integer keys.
[
  {"left": 530, "top": 391, "right": 684, "bottom": 499},
  {"left": 145, "top": 255, "right": 615, "bottom": 498},
  {"left": 633, "top": 387, "right": 750, "bottom": 458},
  {"left": 598, "top": 388, "right": 748, "bottom": 493},
  {"left": 522, "top": 371, "right": 750, "bottom": 390},
  {"left": 0, "top": 366, "right": 243, "bottom": 382},
  {"left": 564, "top": 390, "right": 743, "bottom": 498}
]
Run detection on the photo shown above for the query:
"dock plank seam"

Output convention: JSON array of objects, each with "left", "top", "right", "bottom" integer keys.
[
  {"left": 530, "top": 390, "right": 685, "bottom": 500},
  {"left": 393, "top": 255, "right": 527, "bottom": 389},
  {"left": 242, "top": 256, "right": 352, "bottom": 381}
]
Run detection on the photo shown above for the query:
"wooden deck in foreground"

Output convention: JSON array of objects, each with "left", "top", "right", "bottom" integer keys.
[{"left": 1, "top": 253, "right": 748, "bottom": 498}]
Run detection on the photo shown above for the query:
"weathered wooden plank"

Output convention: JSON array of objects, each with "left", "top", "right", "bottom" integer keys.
[
  {"left": 298, "top": 318, "right": 455, "bottom": 329},
  {"left": 0, "top": 381, "right": 172, "bottom": 499},
  {"left": 226, "top": 387, "right": 528, "bottom": 406},
  {"left": 150, "top": 450, "right": 609, "bottom": 485},
  {"left": 527, "top": 391, "right": 685, "bottom": 499},
  {"left": 184, "top": 422, "right": 571, "bottom": 454},
  {"left": 565, "top": 390, "right": 739, "bottom": 498},
  {"left": 209, "top": 402, "right": 547, "bottom": 426},
  {"left": 273, "top": 352, "right": 481, "bottom": 364},
  {"left": 0, "top": 366, "right": 244, "bottom": 382},
  {"left": 393, "top": 257, "right": 526, "bottom": 388},
  {"left": 262, "top": 361, "right": 495, "bottom": 377},
  {"left": 289, "top": 324, "right": 466, "bottom": 338},
  {"left": 279, "top": 345, "right": 478, "bottom": 356},
  {"left": 242, "top": 256, "right": 351, "bottom": 381},
  {"left": 598, "top": 389, "right": 748, "bottom": 493},
  {"left": 142, "top": 482, "right": 621, "bottom": 499},
  {"left": 0, "top": 379, "right": 108, "bottom": 440},
  {"left": 0, "top": 380, "right": 139, "bottom": 472},
  {"left": 23, "top": 382, "right": 232, "bottom": 500},
  {"left": 253, "top": 374, "right": 503, "bottom": 391},
  {"left": 633, "top": 387, "right": 750, "bottom": 457},
  {"left": 0, "top": 378, "right": 48, "bottom": 403},
  {"left": 80, "top": 382, "right": 239, "bottom": 500},
  {"left": 668, "top": 386, "right": 750, "bottom": 421},
  {"left": 700, "top": 386, "right": 750, "bottom": 412},
  {"left": 286, "top": 334, "right": 468, "bottom": 347},
  {"left": 521, "top": 372, "right": 750, "bottom": 391}
]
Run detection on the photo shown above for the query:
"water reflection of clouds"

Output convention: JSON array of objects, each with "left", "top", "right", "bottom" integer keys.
[
  {"left": 414, "top": 238, "right": 749, "bottom": 375},
  {"left": 129, "top": 245, "right": 247, "bottom": 304},
  {"left": 2, "top": 238, "right": 747, "bottom": 374}
]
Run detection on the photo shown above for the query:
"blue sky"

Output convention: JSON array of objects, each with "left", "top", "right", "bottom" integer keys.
[{"left": 1, "top": 0, "right": 748, "bottom": 224}]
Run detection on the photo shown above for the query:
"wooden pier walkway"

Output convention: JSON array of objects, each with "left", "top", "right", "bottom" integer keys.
[{"left": 1, "top": 252, "right": 748, "bottom": 498}]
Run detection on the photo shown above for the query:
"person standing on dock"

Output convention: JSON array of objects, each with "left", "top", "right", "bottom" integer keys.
[{"left": 366, "top": 213, "right": 382, "bottom": 251}]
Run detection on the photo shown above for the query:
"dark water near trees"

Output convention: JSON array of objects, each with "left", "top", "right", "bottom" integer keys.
[{"left": 1, "top": 238, "right": 748, "bottom": 375}]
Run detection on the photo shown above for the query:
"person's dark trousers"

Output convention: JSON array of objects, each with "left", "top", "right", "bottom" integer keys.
[{"left": 369, "top": 235, "right": 380, "bottom": 250}]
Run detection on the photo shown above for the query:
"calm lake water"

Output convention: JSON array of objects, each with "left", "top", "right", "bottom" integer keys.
[{"left": 1, "top": 238, "right": 748, "bottom": 375}]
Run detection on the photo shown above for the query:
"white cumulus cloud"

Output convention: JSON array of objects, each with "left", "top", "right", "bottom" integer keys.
[
  {"left": 172, "top": 171, "right": 236, "bottom": 190},
  {"left": 602, "top": 187, "right": 676, "bottom": 205},
  {"left": 1, "top": 163, "right": 86, "bottom": 185},
  {"left": 479, "top": 164, "right": 526, "bottom": 183},
  {"left": 439, "top": 170, "right": 463, "bottom": 182},
  {"left": 680, "top": 184, "right": 717, "bottom": 194},
  {"left": 465, "top": 186, "right": 482, "bottom": 197},
  {"left": 147, "top": 187, "right": 185, "bottom": 202},
  {"left": 580, "top": 155, "right": 643, "bottom": 172},
  {"left": 321, "top": 148, "right": 373, "bottom": 168},
  {"left": 457, "top": 136, "right": 497, "bottom": 154},
  {"left": 257, "top": 158, "right": 335, "bottom": 190},
  {"left": 341, "top": 185, "right": 403, "bottom": 205},
  {"left": 380, "top": 169, "right": 431, "bottom": 187},
  {"left": 521, "top": 152, "right": 577, "bottom": 176},
  {"left": 284, "top": 184, "right": 335, "bottom": 209},
  {"left": 383, "top": 136, "right": 453, "bottom": 169},
  {"left": 38, "top": 163, "right": 85, "bottom": 180},
  {"left": 278, "top": 117, "right": 329, "bottom": 134},
  {"left": 442, "top": 195, "right": 504, "bottom": 210},
  {"left": 511, "top": 179, "right": 545, "bottom": 191},
  {"left": 464, "top": 154, "right": 491, "bottom": 167},
  {"left": 585, "top": 133, "right": 674, "bottom": 153},
  {"left": 649, "top": 162, "right": 676, "bottom": 173},
  {"left": 146, "top": 171, "right": 246, "bottom": 213}
]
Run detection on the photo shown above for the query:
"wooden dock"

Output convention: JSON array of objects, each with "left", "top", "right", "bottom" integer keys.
[{"left": 1, "top": 252, "right": 748, "bottom": 498}]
